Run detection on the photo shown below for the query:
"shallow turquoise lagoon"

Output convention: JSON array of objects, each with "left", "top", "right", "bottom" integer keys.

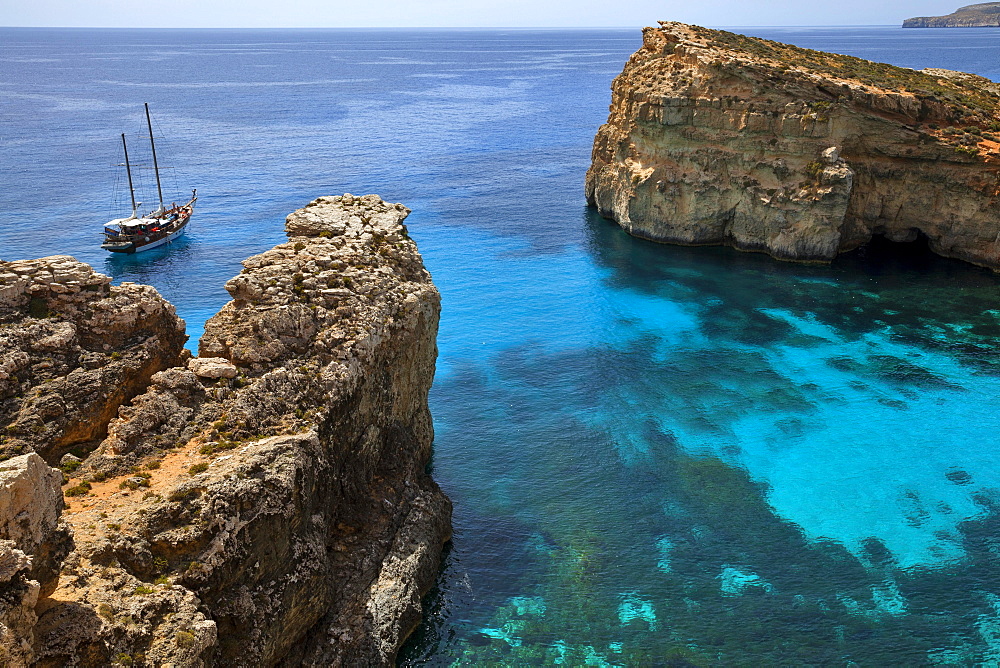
[
  {"left": 3, "top": 25, "right": 1000, "bottom": 665},
  {"left": 413, "top": 212, "right": 1000, "bottom": 664}
]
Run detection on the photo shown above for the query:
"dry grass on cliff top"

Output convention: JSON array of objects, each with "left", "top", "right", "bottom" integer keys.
[
  {"left": 62, "top": 437, "right": 212, "bottom": 548},
  {"left": 685, "top": 24, "right": 1000, "bottom": 119}
]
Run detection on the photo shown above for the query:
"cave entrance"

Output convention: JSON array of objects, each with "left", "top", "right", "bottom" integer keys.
[{"left": 840, "top": 228, "right": 939, "bottom": 275}]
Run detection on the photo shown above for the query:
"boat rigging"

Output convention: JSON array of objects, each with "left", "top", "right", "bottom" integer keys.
[{"left": 101, "top": 103, "right": 197, "bottom": 254}]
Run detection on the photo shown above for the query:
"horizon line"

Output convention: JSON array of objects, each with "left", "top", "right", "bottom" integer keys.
[{"left": 0, "top": 23, "right": 912, "bottom": 30}]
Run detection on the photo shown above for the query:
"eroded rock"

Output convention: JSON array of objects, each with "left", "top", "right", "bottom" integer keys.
[
  {"left": 0, "top": 541, "right": 38, "bottom": 668},
  {"left": 13, "top": 195, "right": 450, "bottom": 667},
  {"left": 0, "top": 453, "right": 71, "bottom": 667},
  {"left": 187, "top": 357, "right": 237, "bottom": 379},
  {"left": 0, "top": 453, "right": 71, "bottom": 595},
  {"left": 0, "top": 257, "right": 188, "bottom": 463},
  {"left": 586, "top": 22, "right": 1000, "bottom": 268}
]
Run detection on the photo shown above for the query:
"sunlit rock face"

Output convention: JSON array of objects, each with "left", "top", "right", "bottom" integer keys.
[
  {"left": 0, "top": 453, "right": 72, "bottom": 667},
  {"left": 903, "top": 3, "right": 1000, "bottom": 28},
  {"left": 0, "top": 257, "right": 189, "bottom": 464},
  {"left": 586, "top": 21, "right": 1000, "bottom": 268},
  {"left": 3, "top": 195, "right": 451, "bottom": 667}
]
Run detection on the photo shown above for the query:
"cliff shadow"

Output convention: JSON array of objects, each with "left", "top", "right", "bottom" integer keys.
[
  {"left": 837, "top": 229, "right": 973, "bottom": 278},
  {"left": 583, "top": 206, "right": 1000, "bottom": 374}
]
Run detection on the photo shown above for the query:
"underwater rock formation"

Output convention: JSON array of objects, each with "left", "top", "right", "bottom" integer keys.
[
  {"left": 586, "top": 22, "right": 1000, "bottom": 268},
  {"left": 903, "top": 3, "right": 1000, "bottom": 27},
  {"left": 0, "top": 194, "right": 451, "bottom": 666}
]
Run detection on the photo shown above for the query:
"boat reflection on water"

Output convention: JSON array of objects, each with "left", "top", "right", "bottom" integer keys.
[{"left": 103, "top": 233, "right": 194, "bottom": 284}]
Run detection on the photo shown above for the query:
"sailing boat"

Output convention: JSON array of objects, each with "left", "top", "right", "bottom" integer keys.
[{"left": 101, "top": 103, "right": 197, "bottom": 254}]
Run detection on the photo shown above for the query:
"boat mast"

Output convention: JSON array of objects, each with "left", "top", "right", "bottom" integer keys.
[
  {"left": 121, "top": 133, "right": 137, "bottom": 216},
  {"left": 145, "top": 102, "right": 164, "bottom": 213}
]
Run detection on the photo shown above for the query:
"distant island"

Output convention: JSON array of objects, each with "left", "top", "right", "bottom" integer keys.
[{"left": 903, "top": 2, "right": 1000, "bottom": 27}]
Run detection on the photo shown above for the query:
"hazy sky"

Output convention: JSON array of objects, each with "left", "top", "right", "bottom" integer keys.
[{"left": 0, "top": 0, "right": 968, "bottom": 28}]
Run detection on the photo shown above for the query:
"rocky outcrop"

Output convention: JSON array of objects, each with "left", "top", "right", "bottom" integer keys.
[
  {"left": 190, "top": 194, "right": 450, "bottom": 664},
  {"left": 0, "top": 257, "right": 188, "bottom": 464},
  {"left": 0, "top": 453, "right": 72, "bottom": 667},
  {"left": 0, "top": 454, "right": 71, "bottom": 596},
  {"left": 586, "top": 22, "right": 1000, "bottom": 268},
  {"left": 904, "top": 3, "right": 1000, "bottom": 27},
  {"left": 0, "top": 542, "right": 41, "bottom": 667},
  {"left": 3, "top": 194, "right": 450, "bottom": 667}
]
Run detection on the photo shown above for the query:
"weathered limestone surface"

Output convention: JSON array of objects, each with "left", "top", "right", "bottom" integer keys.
[
  {"left": 0, "top": 453, "right": 71, "bottom": 667},
  {"left": 586, "top": 22, "right": 1000, "bottom": 268},
  {"left": 193, "top": 194, "right": 450, "bottom": 665},
  {"left": 0, "top": 540, "right": 40, "bottom": 668},
  {"left": 904, "top": 3, "right": 1000, "bottom": 27},
  {"left": 186, "top": 357, "right": 237, "bottom": 379},
  {"left": 0, "top": 453, "right": 71, "bottom": 594},
  {"left": 1, "top": 194, "right": 451, "bottom": 666},
  {"left": 0, "top": 257, "right": 188, "bottom": 463}
]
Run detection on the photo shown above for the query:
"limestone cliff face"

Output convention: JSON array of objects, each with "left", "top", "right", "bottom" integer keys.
[
  {"left": 0, "top": 257, "right": 188, "bottom": 463},
  {"left": 904, "top": 3, "right": 1000, "bottom": 27},
  {"left": 586, "top": 22, "right": 1000, "bottom": 268},
  {"left": 1, "top": 195, "right": 450, "bottom": 667},
  {"left": 0, "top": 454, "right": 71, "bottom": 667}
]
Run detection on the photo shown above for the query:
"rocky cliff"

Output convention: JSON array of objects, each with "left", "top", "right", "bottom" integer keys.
[
  {"left": 904, "top": 3, "right": 1000, "bottom": 27},
  {"left": 586, "top": 22, "right": 1000, "bottom": 268},
  {"left": 0, "top": 453, "right": 72, "bottom": 667},
  {"left": 0, "top": 257, "right": 189, "bottom": 464},
  {"left": 0, "top": 194, "right": 451, "bottom": 666}
]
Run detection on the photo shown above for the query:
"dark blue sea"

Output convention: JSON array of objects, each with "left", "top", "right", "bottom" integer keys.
[{"left": 4, "top": 25, "right": 1000, "bottom": 665}]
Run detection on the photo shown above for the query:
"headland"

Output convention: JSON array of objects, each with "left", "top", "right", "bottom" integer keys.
[
  {"left": 0, "top": 194, "right": 451, "bottom": 666},
  {"left": 903, "top": 3, "right": 1000, "bottom": 27}
]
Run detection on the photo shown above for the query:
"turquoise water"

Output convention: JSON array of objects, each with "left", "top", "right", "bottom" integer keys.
[{"left": 4, "top": 25, "right": 1000, "bottom": 665}]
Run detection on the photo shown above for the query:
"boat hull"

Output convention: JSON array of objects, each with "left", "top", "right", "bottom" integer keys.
[
  {"left": 102, "top": 197, "right": 195, "bottom": 254},
  {"left": 102, "top": 106, "right": 195, "bottom": 255},
  {"left": 102, "top": 217, "right": 189, "bottom": 254}
]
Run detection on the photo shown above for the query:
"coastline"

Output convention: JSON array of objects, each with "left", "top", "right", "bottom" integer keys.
[{"left": 0, "top": 195, "right": 451, "bottom": 665}]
